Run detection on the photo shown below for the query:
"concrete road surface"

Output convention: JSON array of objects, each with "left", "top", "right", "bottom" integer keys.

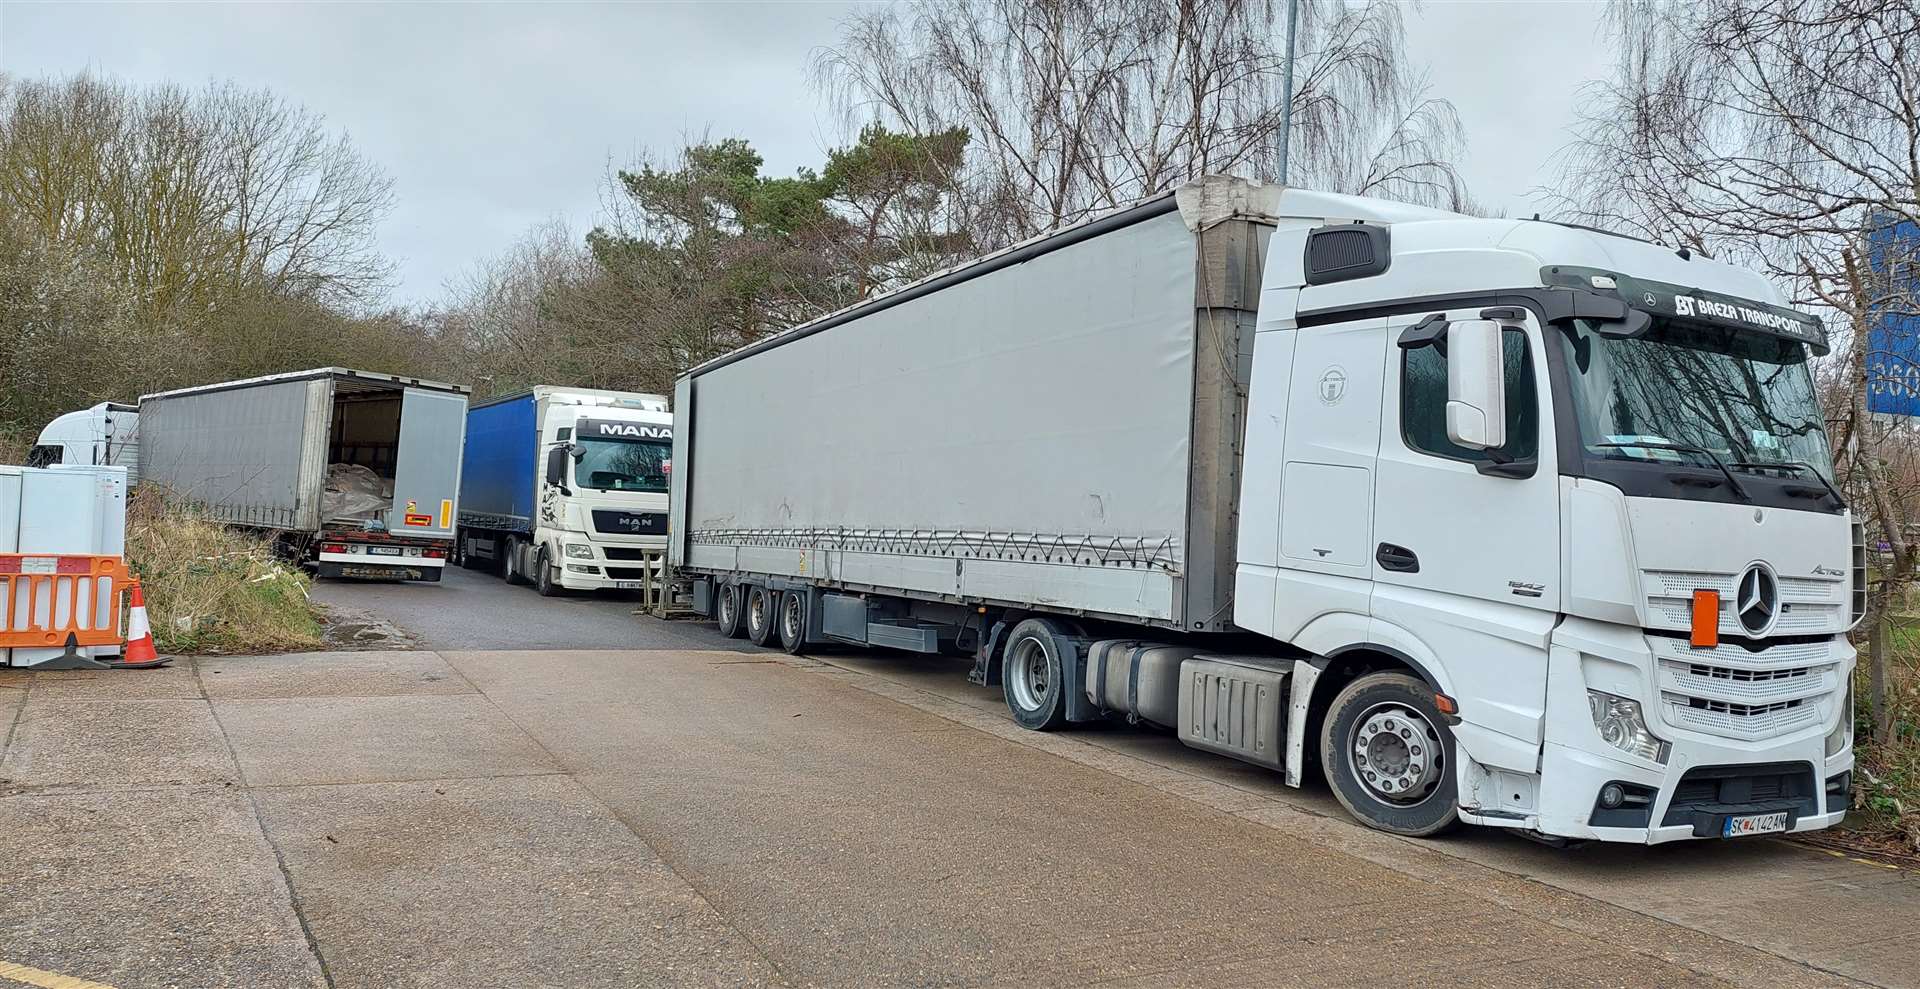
[{"left": 0, "top": 572, "right": 1906, "bottom": 987}]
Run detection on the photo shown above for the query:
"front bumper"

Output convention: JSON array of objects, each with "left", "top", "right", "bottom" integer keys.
[
  {"left": 554, "top": 536, "right": 666, "bottom": 591},
  {"left": 1477, "top": 617, "right": 1853, "bottom": 844},
  {"left": 1534, "top": 737, "right": 1849, "bottom": 844}
]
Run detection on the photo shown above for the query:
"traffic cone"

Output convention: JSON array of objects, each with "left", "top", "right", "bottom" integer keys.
[{"left": 112, "top": 579, "right": 170, "bottom": 669}]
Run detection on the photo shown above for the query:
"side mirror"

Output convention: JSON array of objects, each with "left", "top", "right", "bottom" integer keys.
[
  {"left": 1445, "top": 320, "right": 1507, "bottom": 451},
  {"left": 544, "top": 445, "right": 570, "bottom": 487}
]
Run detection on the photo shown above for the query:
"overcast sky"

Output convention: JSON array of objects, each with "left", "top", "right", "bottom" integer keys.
[{"left": 0, "top": 1, "right": 1614, "bottom": 307}]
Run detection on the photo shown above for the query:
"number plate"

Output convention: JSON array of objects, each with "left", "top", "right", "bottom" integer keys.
[
  {"left": 614, "top": 581, "right": 645, "bottom": 590},
  {"left": 1723, "top": 811, "right": 1788, "bottom": 837},
  {"left": 367, "top": 546, "right": 403, "bottom": 556}
]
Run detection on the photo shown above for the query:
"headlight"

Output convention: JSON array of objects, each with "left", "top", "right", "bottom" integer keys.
[
  {"left": 1587, "top": 690, "right": 1670, "bottom": 763},
  {"left": 564, "top": 543, "right": 594, "bottom": 560},
  {"left": 1826, "top": 685, "right": 1854, "bottom": 758}
]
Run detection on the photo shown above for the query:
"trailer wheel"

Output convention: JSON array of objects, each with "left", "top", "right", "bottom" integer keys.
[
  {"left": 1320, "top": 672, "right": 1460, "bottom": 837},
  {"left": 777, "top": 591, "right": 807, "bottom": 655},
  {"left": 534, "top": 547, "right": 561, "bottom": 597},
  {"left": 716, "top": 582, "right": 745, "bottom": 638},
  {"left": 503, "top": 537, "right": 529, "bottom": 585},
  {"left": 745, "top": 585, "right": 778, "bottom": 646},
  {"left": 1001, "top": 618, "right": 1067, "bottom": 731}
]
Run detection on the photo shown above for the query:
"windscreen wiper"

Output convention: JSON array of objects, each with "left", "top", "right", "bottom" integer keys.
[
  {"left": 1592, "top": 441, "right": 1752, "bottom": 502},
  {"left": 1729, "top": 460, "right": 1847, "bottom": 508}
]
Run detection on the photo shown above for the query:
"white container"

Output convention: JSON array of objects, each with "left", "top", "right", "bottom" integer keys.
[{"left": 1, "top": 464, "right": 129, "bottom": 666}]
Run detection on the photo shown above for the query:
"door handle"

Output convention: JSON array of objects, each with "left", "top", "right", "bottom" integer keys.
[{"left": 1376, "top": 543, "right": 1420, "bottom": 573}]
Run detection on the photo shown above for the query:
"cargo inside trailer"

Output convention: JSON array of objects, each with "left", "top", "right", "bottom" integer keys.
[{"left": 321, "top": 383, "right": 405, "bottom": 526}]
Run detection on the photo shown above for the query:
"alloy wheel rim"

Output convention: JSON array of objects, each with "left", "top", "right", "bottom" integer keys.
[
  {"left": 1007, "top": 636, "right": 1051, "bottom": 711},
  {"left": 1348, "top": 702, "right": 1444, "bottom": 805}
]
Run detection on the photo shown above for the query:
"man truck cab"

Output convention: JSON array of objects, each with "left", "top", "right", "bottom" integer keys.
[{"left": 459, "top": 387, "right": 673, "bottom": 595}]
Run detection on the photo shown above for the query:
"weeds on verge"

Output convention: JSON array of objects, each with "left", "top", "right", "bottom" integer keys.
[{"left": 126, "top": 489, "right": 322, "bottom": 654}]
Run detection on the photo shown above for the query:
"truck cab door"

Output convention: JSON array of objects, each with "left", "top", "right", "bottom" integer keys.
[
  {"left": 390, "top": 388, "right": 468, "bottom": 539},
  {"left": 1370, "top": 307, "right": 1560, "bottom": 769},
  {"left": 1267, "top": 315, "right": 1389, "bottom": 643}
]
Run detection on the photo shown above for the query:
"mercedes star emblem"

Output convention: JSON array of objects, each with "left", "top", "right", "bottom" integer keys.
[{"left": 1735, "top": 564, "right": 1779, "bottom": 636}]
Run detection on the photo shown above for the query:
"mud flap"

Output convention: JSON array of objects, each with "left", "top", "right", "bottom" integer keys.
[
  {"left": 1054, "top": 630, "right": 1100, "bottom": 724},
  {"left": 1285, "top": 656, "right": 1328, "bottom": 787}
]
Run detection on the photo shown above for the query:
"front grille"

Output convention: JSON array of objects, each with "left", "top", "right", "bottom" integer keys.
[
  {"left": 603, "top": 547, "right": 659, "bottom": 561},
  {"left": 1643, "top": 567, "right": 1846, "bottom": 636},
  {"left": 1653, "top": 636, "right": 1841, "bottom": 741},
  {"left": 605, "top": 566, "right": 658, "bottom": 580},
  {"left": 1687, "top": 697, "right": 1803, "bottom": 718},
  {"left": 591, "top": 510, "right": 666, "bottom": 536},
  {"left": 1687, "top": 663, "right": 1811, "bottom": 683},
  {"left": 1661, "top": 762, "right": 1817, "bottom": 826}
]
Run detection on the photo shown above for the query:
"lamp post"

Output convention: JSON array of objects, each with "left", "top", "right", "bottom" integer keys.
[{"left": 1277, "top": 0, "right": 1300, "bottom": 185}]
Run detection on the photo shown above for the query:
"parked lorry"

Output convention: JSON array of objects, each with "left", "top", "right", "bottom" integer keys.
[
  {"left": 670, "top": 176, "right": 1860, "bottom": 845},
  {"left": 456, "top": 386, "right": 673, "bottom": 595},
  {"left": 29, "top": 402, "right": 140, "bottom": 480},
  {"left": 140, "top": 368, "right": 470, "bottom": 581}
]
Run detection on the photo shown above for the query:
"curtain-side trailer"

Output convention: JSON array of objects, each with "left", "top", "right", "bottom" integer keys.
[
  {"left": 670, "top": 176, "right": 1861, "bottom": 845},
  {"left": 139, "top": 368, "right": 470, "bottom": 581}
]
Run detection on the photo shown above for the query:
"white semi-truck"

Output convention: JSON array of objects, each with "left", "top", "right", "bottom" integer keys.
[
  {"left": 29, "top": 402, "right": 140, "bottom": 480},
  {"left": 457, "top": 386, "right": 673, "bottom": 595},
  {"left": 670, "top": 176, "right": 1860, "bottom": 845}
]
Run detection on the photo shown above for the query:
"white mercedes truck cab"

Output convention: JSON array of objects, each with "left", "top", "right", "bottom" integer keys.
[
  {"left": 1240, "top": 209, "right": 1858, "bottom": 843},
  {"left": 672, "top": 177, "right": 1859, "bottom": 845},
  {"left": 459, "top": 386, "right": 673, "bottom": 596}
]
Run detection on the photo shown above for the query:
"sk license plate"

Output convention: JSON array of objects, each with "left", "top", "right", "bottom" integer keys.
[
  {"left": 367, "top": 546, "right": 403, "bottom": 556},
  {"left": 614, "top": 580, "right": 645, "bottom": 589},
  {"left": 1723, "top": 811, "right": 1788, "bottom": 837}
]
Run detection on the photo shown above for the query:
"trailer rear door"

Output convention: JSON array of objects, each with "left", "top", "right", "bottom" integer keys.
[{"left": 390, "top": 387, "right": 467, "bottom": 538}]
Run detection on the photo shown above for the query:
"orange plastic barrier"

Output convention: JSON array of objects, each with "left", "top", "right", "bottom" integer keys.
[{"left": 0, "top": 554, "right": 130, "bottom": 649}]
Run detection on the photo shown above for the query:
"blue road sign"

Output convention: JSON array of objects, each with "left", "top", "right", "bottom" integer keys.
[{"left": 1868, "top": 215, "right": 1920, "bottom": 416}]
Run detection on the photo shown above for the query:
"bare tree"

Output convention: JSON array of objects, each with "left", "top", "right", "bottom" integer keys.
[
  {"left": 0, "top": 73, "right": 395, "bottom": 314},
  {"left": 1552, "top": 0, "right": 1920, "bottom": 744},
  {"left": 815, "top": 0, "right": 1475, "bottom": 246}
]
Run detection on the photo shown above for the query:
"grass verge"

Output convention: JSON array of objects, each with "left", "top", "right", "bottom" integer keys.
[
  {"left": 1846, "top": 620, "right": 1920, "bottom": 852},
  {"left": 126, "top": 490, "right": 324, "bottom": 655}
]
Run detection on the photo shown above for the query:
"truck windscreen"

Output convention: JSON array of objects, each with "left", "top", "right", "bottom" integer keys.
[
  {"left": 573, "top": 438, "right": 670, "bottom": 493},
  {"left": 1555, "top": 317, "right": 1833, "bottom": 481}
]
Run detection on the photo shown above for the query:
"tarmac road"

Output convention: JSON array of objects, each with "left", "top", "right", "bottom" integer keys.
[
  {"left": 313, "top": 559, "right": 743, "bottom": 652},
  {"left": 0, "top": 571, "right": 1903, "bottom": 987}
]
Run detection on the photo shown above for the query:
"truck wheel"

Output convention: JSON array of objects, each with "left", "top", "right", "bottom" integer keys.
[
  {"left": 745, "top": 585, "right": 778, "bottom": 647},
  {"left": 1001, "top": 618, "right": 1067, "bottom": 731},
  {"left": 503, "top": 537, "right": 528, "bottom": 585},
  {"left": 1320, "top": 672, "right": 1460, "bottom": 837},
  {"left": 534, "top": 547, "right": 562, "bottom": 597},
  {"left": 716, "top": 583, "right": 745, "bottom": 638},
  {"left": 777, "top": 591, "right": 807, "bottom": 655}
]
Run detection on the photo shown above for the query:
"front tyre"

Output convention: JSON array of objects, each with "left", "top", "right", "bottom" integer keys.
[
  {"left": 1000, "top": 618, "right": 1067, "bottom": 731},
  {"left": 1319, "top": 671, "right": 1460, "bottom": 837},
  {"left": 534, "top": 547, "right": 561, "bottom": 597}
]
